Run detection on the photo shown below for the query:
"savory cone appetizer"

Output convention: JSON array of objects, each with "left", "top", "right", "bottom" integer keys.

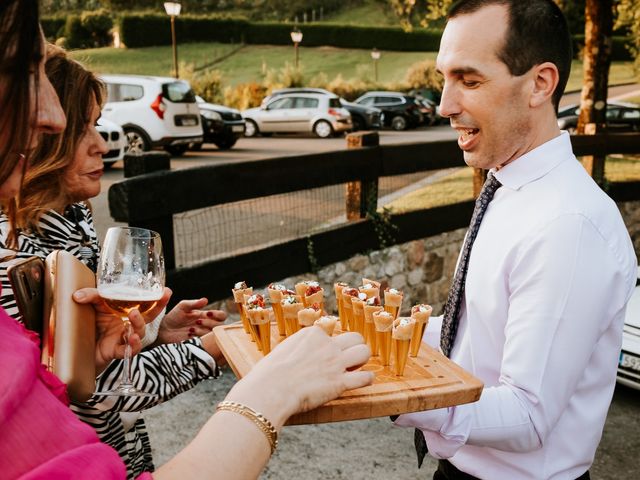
[
  {"left": 304, "top": 285, "right": 325, "bottom": 313},
  {"left": 268, "top": 283, "right": 289, "bottom": 336},
  {"left": 334, "top": 281, "right": 349, "bottom": 329},
  {"left": 314, "top": 315, "right": 338, "bottom": 336},
  {"left": 341, "top": 287, "right": 359, "bottom": 332},
  {"left": 359, "top": 282, "right": 380, "bottom": 300},
  {"left": 384, "top": 288, "right": 404, "bottom": 319},
  {"left": 362, "top": 278, "right": 381, "bottom": 289},
  {"left": 392, "top": 317, "right": 416, "bottom": 376},
  {"left": 295, "top": 280, "right": 319, "bottom": 304},
  {"left": 281, "top": 294, "right": 304, "bottom": 337},
  {"left": 373, "top": 310, "right": 395, "bottom": 366},
  {"left": 244, "top": 293, "right": 267, "bottom": 347},
  {"left": 409, "top": 304, "right": 433, "bottom": 357},
  {"left": 246, "top": 305, "right": 273, "bottom": 355},
  {"left": 232, "top": 281, "right": 253, "bottom": 335},
  {"left": 363, "top": 296, "right": 383, "bottom": 356},
  {"left": 298, "top": 303, "right": 322, "bottom": 328},
  {"left": 351, "top": 292, "right": 367, "bottom": 337}
]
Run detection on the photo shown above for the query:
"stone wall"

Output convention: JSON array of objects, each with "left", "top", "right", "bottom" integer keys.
[{"left": 212, "top": 200, "right": 640, "bottom": 319}]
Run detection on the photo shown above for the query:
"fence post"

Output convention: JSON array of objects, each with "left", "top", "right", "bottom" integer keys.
[
  {"left": 122, "top": 152, "right": 176, "bottom": 271},
  {"left": 472, "top": 168, "right": 487, "bottom": 197},
  {"left": 582, "top": 123, "right": 606, "bottom": 186},
  {"left": 345, "top": 131, "right": 379, "bottom": 220}
]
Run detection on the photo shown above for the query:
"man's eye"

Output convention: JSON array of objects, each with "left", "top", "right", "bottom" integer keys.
[{"left": 462, "top": 80, "right": 480, "bottom": 88}]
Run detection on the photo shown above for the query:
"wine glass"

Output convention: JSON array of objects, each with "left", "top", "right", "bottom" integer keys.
[{"left": 94, "top": 227, "right": 165, "bottom": 397}]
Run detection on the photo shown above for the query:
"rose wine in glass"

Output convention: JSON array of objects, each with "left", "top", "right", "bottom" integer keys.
[{"left": 94, "top": 227, "right": 165, "bottom": 397}]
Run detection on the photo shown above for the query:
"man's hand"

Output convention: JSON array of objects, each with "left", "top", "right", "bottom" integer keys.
[
  {"left": 157, "top": 297, "right": 227, "bottom": 345},
  {"left": 73, "top": 288, "right": 147, "bottom": 374}
]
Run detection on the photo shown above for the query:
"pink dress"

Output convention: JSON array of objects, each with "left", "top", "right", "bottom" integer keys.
[{"left": 0, "top": 309, "right": 153, "bottom": 479}]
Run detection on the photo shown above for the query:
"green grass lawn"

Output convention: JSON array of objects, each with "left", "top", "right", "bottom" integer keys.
[
  {"left": 385, "top": 155, "right": 640, "bottom": 213},
  {"left": 70, "top": 43, "right": 436, "bottom": 85},
  {"left": 321, "top": 0, "right": 399, "bottom": 26},
  {"left": 70, "top": 41, "right": 638, "bottom": 90}
]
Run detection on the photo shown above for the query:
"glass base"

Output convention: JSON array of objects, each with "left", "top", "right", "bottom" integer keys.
[{"left": 94, "top": 384, "right": 155, "bottom": 397}]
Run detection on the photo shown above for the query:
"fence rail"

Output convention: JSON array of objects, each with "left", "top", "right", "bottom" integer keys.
[{"left": 109, "top": 132, "right": 640, "bottom": 303}]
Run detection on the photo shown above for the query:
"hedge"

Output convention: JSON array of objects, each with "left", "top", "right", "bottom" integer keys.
[
  {"left": 573, "top": 35, "right": 634, "bottom": 62},
  {"left": 41, "top": 17, "right": 66, "bottom": 40},
  {"left": 117, "top": 14, "right": 441, "bottom": 51}
]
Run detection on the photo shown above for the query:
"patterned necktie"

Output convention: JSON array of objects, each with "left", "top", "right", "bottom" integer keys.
[{"left": 414, "top": 171, "right": 502, "bottom": 468}]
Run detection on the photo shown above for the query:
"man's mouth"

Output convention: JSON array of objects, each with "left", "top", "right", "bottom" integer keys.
[{"left": 453, "top": 127, "right": 480, "bottom": 150}]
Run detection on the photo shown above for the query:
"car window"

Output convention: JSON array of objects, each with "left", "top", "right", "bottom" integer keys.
[
  {"left": 106, "top": 83, "right": 144, "bottom": 102},
  {"left": 621, "top": 109, "right": 640, "bottom": 120},
  {"left": 375, "top": 96, "right": 402, "bottom": 105},
  {"left": 328, "top": 98, "right": 341, "bottom": 108},
  {"left": 294, "top": 97, "right": 319, "bottom": 109},
  {"left": 606, "top": 108, "right": 620, "bottom": 120},
  {"left": 357, "top": 96, "right": 375, "bottom": 106},
  {"left": 162, "top": 82, "right": 196, "bottom": 103},
  {"left": 267, "top": 97, "right": 295, "bottom": 110}
]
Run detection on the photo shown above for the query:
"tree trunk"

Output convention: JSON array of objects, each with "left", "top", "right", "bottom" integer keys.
[{"left": 577, "top": 0, "right": 613, "bottom": 185}]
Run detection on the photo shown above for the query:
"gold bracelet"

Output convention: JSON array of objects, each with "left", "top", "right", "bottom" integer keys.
[{"left": 216, "top": 401, "right": 278, "bottom": 454}]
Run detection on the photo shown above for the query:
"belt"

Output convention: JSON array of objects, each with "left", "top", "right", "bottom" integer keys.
[{"left": 436, "top": 460, "right": 591, "bottom": 480}]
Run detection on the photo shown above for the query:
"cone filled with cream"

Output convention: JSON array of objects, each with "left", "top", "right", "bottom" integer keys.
[
  {"left": 232, "top": 281, "right": 253, "bottom": 335},
  {"left": 409, "top": 304, "right": 433, "bottom": 357},
  {"left": 281, "top": 294, "right": 304, "bottom": 337},
  {"left": 373, "top": 310, "right": 395, "bottom": 366},
  {"left": 384, "top": 288, "right": 403, "bottom": 319},
  {"left": 392, "top": 317, "right": 415, "bottom": 376},
  {"left": 314, "top": 315, "right": 338, "bottom": 336},
  {"left": 363, "top": 296, "right": 383, "bottom": 356},
  {"left": 267, "top": 283, "right": 288, "bottom": 336},
  {"left": 298, "top": 303, "right": 322, "bottom": 329},
  {"left": 246, "top": 305, "right": 273, "bottom": 355}
]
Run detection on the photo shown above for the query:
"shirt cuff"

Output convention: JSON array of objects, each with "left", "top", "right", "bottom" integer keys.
[
  {"left": 186, "top": 337, "right": 220, "bottom": 378},
  {"left": 394, "top": 406, "right": 467, "bottom": 459}
]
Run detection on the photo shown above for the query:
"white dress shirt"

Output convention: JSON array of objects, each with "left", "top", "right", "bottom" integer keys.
[{"left": 395, "top": 132, "right": 637, "bottom": 479}]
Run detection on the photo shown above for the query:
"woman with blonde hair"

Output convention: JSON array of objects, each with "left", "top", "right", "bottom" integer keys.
[{"left": 0, "top": 44, "right": 231, "bottom": 478}]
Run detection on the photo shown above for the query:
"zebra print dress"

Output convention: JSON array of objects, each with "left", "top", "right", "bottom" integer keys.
[{"left": 0, "top": 203, "right": 219, "bottom": 479}]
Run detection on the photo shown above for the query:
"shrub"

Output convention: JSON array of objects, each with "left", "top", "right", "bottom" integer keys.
[
  {"left": 223, "top": 82, "right": 268, "bottom": 110},
  {"left": 41, "top": 17, "right": 66, "bottom": 41},
  {"left": 263, "top": 63, "right": 305, "bottom": 90},
  {"left": 404, "top": 59, "right": 443, "bottom": 91},
  {"left": 181, "top": 64, "right": 225, "bottom": 104},
  {"left": 80, "top": 10, "right": 113, "bottom": 48}
]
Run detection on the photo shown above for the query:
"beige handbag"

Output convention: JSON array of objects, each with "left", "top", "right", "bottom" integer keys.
[{"left": 41, "top": 250, "right": 96, "bottom": 402}]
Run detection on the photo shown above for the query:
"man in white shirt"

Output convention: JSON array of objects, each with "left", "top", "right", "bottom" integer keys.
[{"left": 393, "top": 1, "right": 638, "bottom": 479}]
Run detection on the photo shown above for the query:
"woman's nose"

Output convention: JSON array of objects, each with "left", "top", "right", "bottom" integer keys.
[{"left": 36, "top": 75, "right": 66, "bottom": 134}]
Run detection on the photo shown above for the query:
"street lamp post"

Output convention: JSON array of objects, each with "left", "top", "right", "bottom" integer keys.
[
  {"left": 290, "top": 29, "right": 303, "bottom": 69},
  {"left": 371, "top": 48, "right": 381, "bottom": 82},
  {"left": 164, "top": 2, "right": 182, "bottom": 78}
]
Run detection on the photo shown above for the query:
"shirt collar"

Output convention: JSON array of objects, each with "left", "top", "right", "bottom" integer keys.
[{"left": 491, "top": 131, "right": 573, "bottom": 190}]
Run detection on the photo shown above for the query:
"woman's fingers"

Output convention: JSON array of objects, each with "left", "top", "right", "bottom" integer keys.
[
  {"left": 343, "top": 370, "right": 375, "bottom": 391},
  {"left": 177, "top": 297, "right": 208, "bottom": 311},
  {"left": 331, "top": 331, "right": 365, "bottom": 350},
  {"left": 145, "top": 287, "right": 172, "bottom": 320},
  {"left": 341, "top": 343, "right": 371, "bottom": 372},
  {"left": 128, "top": 308, "right": 147, "bottom": 339}
]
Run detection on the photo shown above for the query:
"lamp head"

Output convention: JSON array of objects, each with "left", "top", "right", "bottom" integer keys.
[
  {"left": 290, "top": 29, "right": 303, "bottom": 44},
  {"left": 164, "top": 2, "right": 182, "bottom": 16}
]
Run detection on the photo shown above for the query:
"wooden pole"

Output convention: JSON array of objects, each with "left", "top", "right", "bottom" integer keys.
[{"left": 345, "top": 131, "right": 379, "bottom": 220}]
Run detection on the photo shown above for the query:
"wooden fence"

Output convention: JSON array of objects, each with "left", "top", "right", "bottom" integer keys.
[{"left": 109, "top": 133, "right": 640, "bottom": 303}]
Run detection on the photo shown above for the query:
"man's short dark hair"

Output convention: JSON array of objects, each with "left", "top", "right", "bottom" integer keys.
[{"left": 448, "top": 0, "right": 572, "bottom": 110}]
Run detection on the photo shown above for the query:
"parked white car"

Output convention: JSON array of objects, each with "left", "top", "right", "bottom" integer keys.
[
  {"left": 618, "top": 267, "right": 640, "bottom": 390},
  {"left": 242, "top": 93, "right": 352, "bottom": 138},
  {"left": 96, "top": 117, "right": 126, "bottom": 169},
  {"left": 100, "top": 74, "right": 203, "bottom": 157}
]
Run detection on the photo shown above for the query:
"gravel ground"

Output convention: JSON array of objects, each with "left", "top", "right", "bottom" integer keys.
[{"left": 144, "top": 365, "right": 640, "bottom": 479}]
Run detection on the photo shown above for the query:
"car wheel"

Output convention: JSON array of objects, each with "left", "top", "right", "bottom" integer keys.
[
  {"left": 352, "top": 115, "right": 365, "bottom": 131},
  {"left": 391, "top": 115, "right": 407, "bottom": 131},
  {"left": 164, "top": 145, "right": 188, "bottom": 157},
  {"left": 314, "top": 120, "right": 333, "bottom": 138},
  {"left": 244, "top": 120, "right": 259, "bottom": 137},
  {"left": 124, "top": 127, "right": 150, "bottom": 154},
  {"left": 213, "top": 138, "right": 237, "bottom": 150},
  {"left": 190, "top": 142, "right": 203, "bottom": 151}
]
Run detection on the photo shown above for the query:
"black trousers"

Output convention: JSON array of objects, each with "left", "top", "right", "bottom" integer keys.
[{"left": 433, "top": 460, "right": 591, "bottom": 480}]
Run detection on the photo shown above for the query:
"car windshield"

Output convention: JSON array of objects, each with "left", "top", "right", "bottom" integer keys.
[
  {"left": 163, "top": 82, "right": 196, "bottom": 103},
  {"left": 328, "top": 98, "right": 341, "bottom": 108}
]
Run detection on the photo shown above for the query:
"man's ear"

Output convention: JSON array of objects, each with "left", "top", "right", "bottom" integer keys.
[{"left": 530, "top": 62, "right": 559, "bottom": 108}]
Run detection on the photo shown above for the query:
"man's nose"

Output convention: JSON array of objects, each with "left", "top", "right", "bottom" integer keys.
[
  {"left": 438, "top": 83, "right": 461, "bottom": 119},
  {"left": 36, "top": 76, "right": 66, "bottom": 134}
]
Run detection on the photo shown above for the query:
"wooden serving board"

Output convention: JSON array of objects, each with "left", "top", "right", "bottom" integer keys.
[{"left": 213, "top": 322, "right": 483, "bottom": 426}]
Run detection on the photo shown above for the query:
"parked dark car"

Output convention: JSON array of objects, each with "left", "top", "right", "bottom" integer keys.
[
  {"left": 353, "top": 91, "right": 423, "bottom": 130},
  {"left": 191, "top": 96, "right": 245, "bottom": 150},
  {"left": 262, "top": 88, "right": 382, "bottom": 131},
  {"left": 557, "top": 102, "right": 640, "bottom": 133}
]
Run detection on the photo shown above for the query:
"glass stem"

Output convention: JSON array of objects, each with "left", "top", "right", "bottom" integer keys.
[{"left": 121, "top": 318, "right": 133, "bottom": 387}]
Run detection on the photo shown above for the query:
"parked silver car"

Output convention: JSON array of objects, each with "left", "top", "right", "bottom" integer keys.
[
  {"left": 242, "top": 93, "right": 352, "bottom": 138},
  {"left": 618, "top": 268, "right": 640, "bottom": 390}
]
